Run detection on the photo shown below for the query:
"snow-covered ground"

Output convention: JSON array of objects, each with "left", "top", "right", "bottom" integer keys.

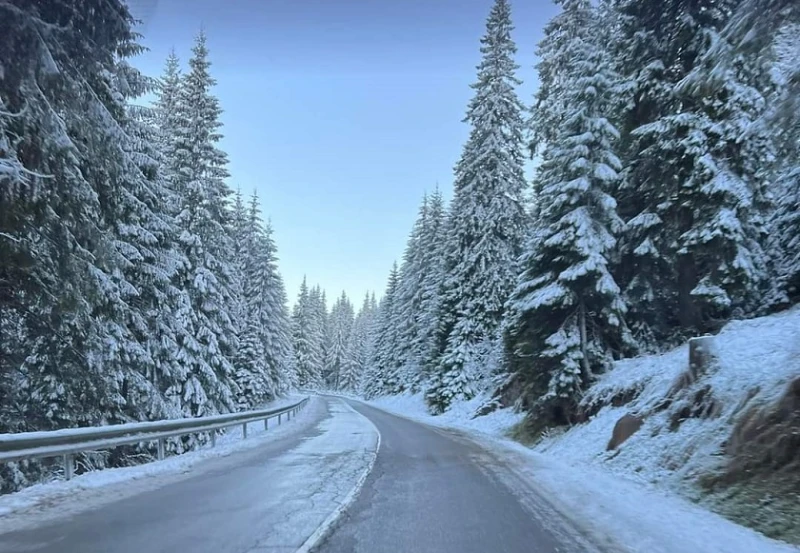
[
  {"left": 0, "top": 393, "right": 313, "bottom": 525},
  {"left": 361, "top": 306, "right": 800, "bottom": 553},
  {"left": 363, "top": 392, "right": 798, "bottom": 553},
  {"left": 535, "top": 305, "right": 800, "bottom": 492}
]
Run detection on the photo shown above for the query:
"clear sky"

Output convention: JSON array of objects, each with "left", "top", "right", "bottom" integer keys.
[{"left": 126, "top": 0, "right": 559, "bottom": 307}]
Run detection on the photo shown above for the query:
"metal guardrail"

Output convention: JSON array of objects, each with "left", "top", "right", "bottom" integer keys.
[{"left": 0, "top": 397, "right": 310, "bottom": 480}]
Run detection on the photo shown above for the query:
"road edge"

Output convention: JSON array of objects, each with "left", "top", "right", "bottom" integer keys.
[{"left": 294, "top": 397, "right": 382, "bottom": 553}]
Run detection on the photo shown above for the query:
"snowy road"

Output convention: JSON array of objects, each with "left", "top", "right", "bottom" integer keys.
[
  {"left": 0, "top": 397, "right": 378, "bottom": 553},
  {"left": 0, "top": 396, "right": 608, "bottom": 553},
  {"left": 318, "top": 399, "right": 601, "bottom": 553}
]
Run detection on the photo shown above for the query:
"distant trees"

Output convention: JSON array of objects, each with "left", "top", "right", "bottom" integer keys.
[{"left": 425, "top": 0, "right": 528, "bottom": 413}]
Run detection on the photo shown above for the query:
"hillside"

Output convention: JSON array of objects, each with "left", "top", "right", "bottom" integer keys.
[
  {"left": 532, "top": 306, "right": 800, "bottom": 544},
  {"left": 367, "top": 306, "right": 800, "bottom": 546}
]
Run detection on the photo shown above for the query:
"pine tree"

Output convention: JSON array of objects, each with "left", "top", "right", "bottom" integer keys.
[
  {"left": 414, "top": 188, "right": 447, "bottom": 384},
  {"left": 504, "top": 0, "right": 632, "bottom": 423},
  {"left": 325, "top": 292, "right": 355, "bottom": 389},
  {"left": 168, "top": 31, "right": 239, "bottom": 417},
  {"left": 232, "top": 193, "right": 293, "bottom": 406},
  {"left": 110, "top": 41, "right": 196, "bottom": 424},
  {"left": 293, "top": 278, "right": 324, "bottom": 388},
  {"left": 153, "top": 49, "right": 182, "bottom": 181},
  {"left": 426, "top": 0, "right": 528, "bottom": 413},
  {"left": 0, "top": 0, "right": 168, "bottom": 434},
  {"left": 393, "top": 195, "right": 429, "bottom": 390},
  {"left": 342, "top": 293, "right": 377, "bottom": 392},
  {"left": 611, "top": 0, "right": 772, "bottom": 342},
  {"left": 364, "top": 264, "right": 401, "bottom": 398}
]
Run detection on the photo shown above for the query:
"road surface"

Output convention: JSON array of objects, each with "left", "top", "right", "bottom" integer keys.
[
  {"left": 0, "top": 397, "right": 376, "bottom": 553},
  {"left": 0, "top": 396, "right": 600, "bottom": 553},
  {"left": 319, "top": 400, "right": 599, "bottom": 553}
]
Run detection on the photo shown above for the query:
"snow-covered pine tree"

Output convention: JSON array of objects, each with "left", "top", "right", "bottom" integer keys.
[
  {"left": 0, "top": 0, "right": 169, "bottom": 436},
  {"left": 153, "top": 49, "right": 182, "bottom": 182},
  {"left": 108, "top": 36, "right": 197, "bottom": 425},
  {"left": 393, "top": 195, "right": 429, "bottom": 390},
  {"left": 292, "top": 279, "right": 324, "bottom": 388},
  {"left": 325, "top": 292, "right": 355, "bottom": 389},
  {"left": 425, "top": 0, "right": 528, "bottom": 413},
  {"left": 686, "top": 4, "right": 800, "bottom": 310},
  {"left": 257, "top": 216, "right": 295, "bottom": 396},
  {"left": 364, "top": 264, "right": 401, "bottom": 398},
  {"left": 233, "top": 193, "right": 293, "bottom": 406},
  {"left": 770, "top": 24, "right": 800, "bottom": 305},
  {"left": 310, "top": 286, "right": 329, "bottom": 386},
  {"left": 168, "top": 31, "right": 239, "bottom": 417},
  {"left": 611, "top": 0, "right": 773, "bottom": 341},
  {"left": 414, "top": 188, "right": 447, "bottom": 385},
  {"left": 341, "top": 293, "right": 377, "bottom": 392},
  {"left": 504, "top": 0, "right": 632, "bottom": 424},
  {"left": 273, "top": 276, "right": 298, "bottom": 393}
]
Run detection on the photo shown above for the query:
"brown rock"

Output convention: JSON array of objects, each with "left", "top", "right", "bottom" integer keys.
[{"left": 607, "top": 413, "right": 644, "bottom": 451}]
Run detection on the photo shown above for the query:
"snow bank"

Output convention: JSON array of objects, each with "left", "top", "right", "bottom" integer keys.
[
  {"left": 369, "top": 390, "right": 525, "bottom": 437},
  {"left": 0, "top": 394, "right": 315, "bottom": 524},
  {"left": 361, "top": 394, "right": 799, "bottom": 553},
  {"left": 360, "top": 307, "right": 800, "bottom": 552},
  {"left": 474, "top": 434, "right": 800, "bottom": 553},
  {"left": 536, "top": 306, "right": 800, "bottom": 492}
]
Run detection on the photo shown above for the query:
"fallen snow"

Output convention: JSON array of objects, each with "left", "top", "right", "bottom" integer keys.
[
  {"left": 536, "top": 305, "right": 800, "bottom": 492},
  {"left": 0, "top": 394, "right": 313, "bottom": 525},
  {"left": 474, "top": 433, "right": 800, "bottom": 553},
  {"left": 355, "top": 307, "right": 800, "bottom": 553},
  {"left": 368, "top": 390, "right": 525, "bottom": 436}
]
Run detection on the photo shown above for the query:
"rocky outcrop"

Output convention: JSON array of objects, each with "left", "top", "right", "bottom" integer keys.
[{"left": 607, "top": 413, "right": 644, "bottom": 451}]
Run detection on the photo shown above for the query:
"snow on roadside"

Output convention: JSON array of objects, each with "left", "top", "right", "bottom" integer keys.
[
  {"left": 359, "top": 378, "right": 800, "bottom": 553},
  {"left": 474, "top": 433, "right": 800, "bottom": 553},
  {"left": 0, "top": 394, "right": 314, "bottom": 523},
  {"left": 366, "top": 390, "right": 526, "bottom": 437},
  {"left": 535, "top": 306, "right": 800, "bottom": 491}
]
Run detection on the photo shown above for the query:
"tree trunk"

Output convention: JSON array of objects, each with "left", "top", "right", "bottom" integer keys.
[{"left": 578, "top": 300, "right": 592, "bottom": 382}]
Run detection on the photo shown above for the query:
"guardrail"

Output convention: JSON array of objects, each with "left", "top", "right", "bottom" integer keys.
[{"left": 0, "top": 396, "right": 310, "bottom": 480}]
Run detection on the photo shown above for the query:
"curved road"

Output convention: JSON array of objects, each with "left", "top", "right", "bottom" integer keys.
[
  {"left": 320, "top": 400, "right": 599, "bottom": 553},
  {"left": 0, "top": 397, "right": 601, "bottom": 553}
]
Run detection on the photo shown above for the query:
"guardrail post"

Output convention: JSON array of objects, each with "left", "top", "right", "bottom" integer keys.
[
  {"left": 264, "top": 418, "right": 268, "bottom": 431},
  {"left": 63, "top": 454, "right": 74, "bottom": 480},
  {"left": 278, "top": 413, "right": 281, "bottom": 425},
  {"left": 211, "top": 430, "right": 216, "bottom": 448},
  {"left": 242, "top": 422, "right": 248, "bottom": 439},
  {"left": 157, "top": 438, "right": 166, "bottom": 461}
]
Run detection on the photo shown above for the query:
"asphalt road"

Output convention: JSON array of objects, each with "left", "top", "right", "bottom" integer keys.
[
  {"left": 0, "top": 397, "right": 601, "bottom": 553},
  {"left": 0, "top": 397, "right": 376, "bottom": 553},
  {"left": 318, "top": 400, "right": 599, "bottom": 553}
]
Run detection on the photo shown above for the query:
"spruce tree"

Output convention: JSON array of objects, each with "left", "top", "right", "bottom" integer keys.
[
  {"left": 0, "top": 0, "right": 165, "bottom": 433},
  {"left": 292, "top": 279, "right": 324, "bottom": 388},
  {"left": 326, "top": 292, "right": 355, "bottom": 389},
  {"left": 365, "top": 264, "right": 401, "bottom": 398},
  {"left": 169, "top": 31, "right": 239, "bottom": 417},
  {"left": 342, "top": 293, "right": 377, "bottom": 392},
  {"left": 393, "top": 195, "right": 429, "bottom": 389},
  {"left": 611, "top": 0, "right": 772, "bottom": 341},
  {"left": 426, "top": 0, "right": 528, "bottom": 413},
  {"left": 504, "top": 0, "right": 631, "bottom": 423}
]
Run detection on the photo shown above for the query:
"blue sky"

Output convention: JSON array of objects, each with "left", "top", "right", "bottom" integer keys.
[{"left": 127, "top": 0, "right": 559, "bottom": 307}]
